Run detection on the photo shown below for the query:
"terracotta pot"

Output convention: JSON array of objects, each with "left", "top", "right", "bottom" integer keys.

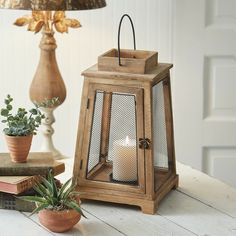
[
  {"left": 38, "top": 209, "right": 81, "bottom": 233},
  {"left": 5, "top": 135, "right": 33, "bottom": 163}
]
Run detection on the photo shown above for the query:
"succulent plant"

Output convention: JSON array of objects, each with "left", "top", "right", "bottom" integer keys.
[
  {"left": 34, "top": 97, "right": 60, "bottom": 108},
  {"left": 18, "top": 171, "right": 86, "bottom": 218}
]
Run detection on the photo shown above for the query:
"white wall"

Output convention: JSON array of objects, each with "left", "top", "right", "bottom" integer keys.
[{"left": 0, "top": 0, "right": 173, "bottom": 158}]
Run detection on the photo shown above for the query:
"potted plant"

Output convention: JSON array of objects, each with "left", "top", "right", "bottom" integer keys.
[
  {"left": 0, "top": 94, "right": 45, "bottom": 163},
  {"left": 18, "top": 171, "right": 86, "bottom": 233}
]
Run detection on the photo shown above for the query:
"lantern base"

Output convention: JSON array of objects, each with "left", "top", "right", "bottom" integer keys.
[
  {"left": 110, "top": 173, "right": 138, "bottom": 186},
  {"left": 79, "top": 174, "right": 178, "bottom": 215}
]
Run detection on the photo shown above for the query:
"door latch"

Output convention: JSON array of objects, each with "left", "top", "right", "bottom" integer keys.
[{"left": 139, "top": 138, "right": 151, "bottom": 149}]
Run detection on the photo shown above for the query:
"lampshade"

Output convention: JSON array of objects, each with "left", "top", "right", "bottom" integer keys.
[{"left": 0, "top": 0, "right": 106, "bottom": 10}]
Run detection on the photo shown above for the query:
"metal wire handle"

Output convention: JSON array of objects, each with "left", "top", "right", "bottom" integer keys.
[{"left": 118, "top": 14, "right": 136, "bottom": 66}]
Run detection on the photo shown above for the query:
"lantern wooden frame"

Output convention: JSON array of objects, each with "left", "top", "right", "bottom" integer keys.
[{"left": 73, "top": 49, "right": 178, "bottom": 214}]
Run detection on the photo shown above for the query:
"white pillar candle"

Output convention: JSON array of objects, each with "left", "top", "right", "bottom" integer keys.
[{"left": 113, "top": 136, "right": 137, "bottom": 182}]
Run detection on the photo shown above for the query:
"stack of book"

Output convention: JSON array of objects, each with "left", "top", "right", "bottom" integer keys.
[{"left": 0, "top": 152, "right": 65, "bottom": 212}]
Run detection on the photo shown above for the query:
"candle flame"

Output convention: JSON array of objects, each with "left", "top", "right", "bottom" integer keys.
[{"left": 125, "top": 136, "right": 130, "bottom": 145}]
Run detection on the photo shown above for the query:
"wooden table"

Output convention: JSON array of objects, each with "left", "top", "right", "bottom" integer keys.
[{"left": 0, "top": 160, "right": 236, "bottom": 236}]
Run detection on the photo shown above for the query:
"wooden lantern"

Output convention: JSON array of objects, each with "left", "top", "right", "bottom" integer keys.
[{"left": 73, "top": 47, "right": 178, "bottom": 214}]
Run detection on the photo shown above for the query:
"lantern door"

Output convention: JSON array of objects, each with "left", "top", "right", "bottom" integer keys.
[{"left": 79, "top": 83, "right": 145, "bottom": 194}]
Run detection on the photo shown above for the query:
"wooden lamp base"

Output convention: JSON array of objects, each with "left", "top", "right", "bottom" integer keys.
[{"left": 29, "top": 30, "right": 66, "bottom": 159}]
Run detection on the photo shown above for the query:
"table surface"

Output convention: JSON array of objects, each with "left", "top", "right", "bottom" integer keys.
[{"left": 1, "top": 159, "right": 236, "bottom": 236}]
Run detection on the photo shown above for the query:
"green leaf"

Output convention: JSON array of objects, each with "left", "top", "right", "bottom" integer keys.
[
  {"left": 3, "top": 128, "right": 10, "bottom": 135},
  {"left": 48, "top": 170, "right": 58, "bottom": 198},
  {"left": 64, "top": 200, "right": 87, "bottom": 218},
  {"left": 68, "top": 191, "right": 81, "bottom": 198},
  {"left": 33, "top": 184, "right": 54, "bottom": 205},
  {"left": 29, "top": 108, "right": 38, "bottom": 115},
  {"left": 7, "top": 116, "right": 14, "bottom": 121},
  {"left": 1, "top": 109, "right": 9, "bottom": 116},
  {"left": 17, "top": 196, "right": 47, "bottom": 204},
  {"left": 60, "top": 184, "right": 76, "bottom": 201},
  {"left": 41, "top": 178, "right": 54, "bottom": 196},
  {"left": 33, "top": 182, "right": 49, "bottom": 197},
  {"left": 29, "top": 202, "right": 50, "bottom": 216},
  {"left": 4, "top": 99, "right": 10, "bottom": 105},
  {"left": 6, "top": 104, "right": 12, "bottom": 111},
  {"left": 58, "top": 177, "right": 72, "bottom": 198},
  {"left": 35, "top": 116, "right": 41, "bottom": 123}
]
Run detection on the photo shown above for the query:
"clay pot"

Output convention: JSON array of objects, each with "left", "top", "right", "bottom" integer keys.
[
  {"left": 5, "top": 135, "right": 33, "bottom": 163},
  {"left": 38, "top": 209, "right": 81, "bottom": 233}
]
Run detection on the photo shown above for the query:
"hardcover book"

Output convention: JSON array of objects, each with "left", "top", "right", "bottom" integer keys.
[
  {"left": 0, "top": 176, "right": 39, "bottom": 194},
  {"left": 0, "top": 152, "right": 65, "bottom": 176},
  {"left": 0, "top": 178, "right": 62, "bottom": 212},
  {"left": 0, "top": 188, "right": 36, "bottom": 212}
]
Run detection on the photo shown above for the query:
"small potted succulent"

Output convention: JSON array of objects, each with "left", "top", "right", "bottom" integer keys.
[
  {"left": 18, "top": 171, "right": 86, "bottom": 233},
  {"left": 0, "top": 94, "right": 45, "bottom": 163}
]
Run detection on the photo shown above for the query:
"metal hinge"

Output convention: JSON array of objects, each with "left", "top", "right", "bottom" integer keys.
[{"left": 139, "top": 138, "right": 151, "bottom": 149}]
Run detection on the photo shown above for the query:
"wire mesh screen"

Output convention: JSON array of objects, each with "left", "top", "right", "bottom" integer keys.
[
  {"left": 86, "top": 91, "right": 138, "bottom": 185},
  {"left": 87, "top": 91, "right": 104, "bottom": 172},
  {"left": 108, "top": 93, "right": 138, "bottom": 184},
  {"left": 153, "top": 82, "right": 169, "bottom": 170}
]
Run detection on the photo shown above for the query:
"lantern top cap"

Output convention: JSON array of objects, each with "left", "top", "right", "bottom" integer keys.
[
  {"left": 0, "top": 0, "right": 106, "bottom": 11},
  {"left": 82, "top": 62, "right": 173, "bottom": 85},
  {"left": 98, "top": 49, "right": 158, "bottom": 75}
]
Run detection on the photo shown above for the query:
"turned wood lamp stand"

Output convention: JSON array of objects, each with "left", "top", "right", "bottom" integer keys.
[{"left": 73, "top": 15, "right": 178, "bottom": 214}]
